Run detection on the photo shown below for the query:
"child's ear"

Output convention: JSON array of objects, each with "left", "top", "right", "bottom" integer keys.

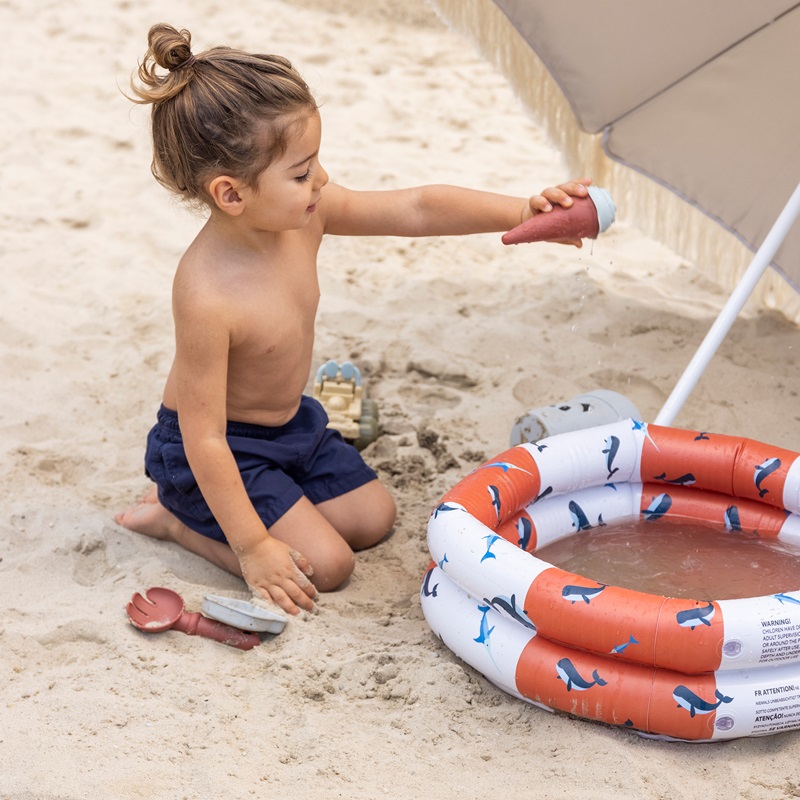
[{"left": 208, "top": 176, "right": 246, "bottom": 216}]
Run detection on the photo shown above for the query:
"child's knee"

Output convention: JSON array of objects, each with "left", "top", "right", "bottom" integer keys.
[
  {"left": 353, "top": 493, "right": 396, "bottom": 551},
  {"left": 373, "top": 491, "right": 397, "bottom": 533},
  {"left": 380, "top": 494, "right": 397, "bottom": 536},
  {"left": 313, "top": 548, "right": 356, "bottom": 592}
]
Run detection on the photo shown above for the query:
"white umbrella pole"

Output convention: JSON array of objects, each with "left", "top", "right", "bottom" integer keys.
[{"left": 655, "top": 180, "right": 800, "bottom": 427}]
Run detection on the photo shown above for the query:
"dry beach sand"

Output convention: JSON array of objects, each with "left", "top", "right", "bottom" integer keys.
[{"left": 2, "top": 0, "right": 800, "bottom": 797}]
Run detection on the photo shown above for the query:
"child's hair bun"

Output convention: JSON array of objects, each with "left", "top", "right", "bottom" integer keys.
[
  {"left": 147, "top": 23, "right": 195, "bottom": 73},
  {"left": 128, "top": 23, "right": 318, "bottom": 205}
]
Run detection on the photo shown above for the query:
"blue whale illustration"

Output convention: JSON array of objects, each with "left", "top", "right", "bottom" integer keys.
[
  {"left": 433, "top": 502, "right": 461, "bottom": 519},
  {"left": 562, "top": 583, "right": 606, "bottom": 604},
  {"left": 754, "top": 458, "right": 781, "bottom": 498},
  {"left": 694, "top": 432, "right": 710, "bottom": 441},
  {"left": 654, "top": 472, "right": 696, "bottom": 486},
  {"left": 569, "top": 500, "right": 593, "bottom": 531},
  {"left": 632, "top": 419, "right": 660, "bottom": 450},
  {"left": 723, "top": 505, "right": 742, "bottom": 532},
  {"left": 535, "top": 485, "right": 554, "bottom": 503},
  {"left": 481, "top": 460, "right": 532, "bottom": 476},
  {"left": 610, "top": 634, "right": 639, "bottom": 654},
  {"left": 673, "top": 685, "right": 733, "bottom": 717},
  {"left": 517, "top": 516, "right": 533, "bottom": 551},
  {"left": 481, "top": 533, "right": 501, "bottom": 562},
  {"left": 642, "top": 493, "right": 672, "bottom": 522},
  {"left": 602, "top": 435, "right": 620, "bottom": 480},
  {"left": 486, "top": 594, "right": 536, "bottom": 630},
  {"left": 774, "top": 592, "right": 800, "bottom": 606},
  {"left": 487, "top": 485, "right": 502, "bottom": 520},
  {"left": 556, "top": 658, "right": 608, "bottom": 691},
  {"left": 568, "top": 501, "right": 603, "bottom": 531},
  {"left": 437, "top": 553, "right": 449, "bottom": 570},
  {"left": 474, "top": 604, "right": 495, "bottom": 645},
  {"left": 421, "top": 568, "right": 438, "bottom": 598},
  {"left": 676, "top": 601, "right": 715, "bottom": 629}
]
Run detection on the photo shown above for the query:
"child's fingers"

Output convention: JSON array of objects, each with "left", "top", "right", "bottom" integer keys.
[
  {"left": 292, "top": 576, "right": 318, "bottom": 608},
  {"left": 541, "top": 186, "right": 582, "bottom": 207},
  {"left": 290, "top": 549, "right": 315, "bottom": 579},
  {"left": 284, "top": 581, "right": 317, "bottom": 612},
  {"left": 529, "top": 180, "right": 589, "bottom": 216},
  {"left": 251, "top": 585, "right": 299, "bottom": 616},
  {"left": 536, "top": 179, "right": 591, "bottom": 211},
  {"left": 289, "top": 551, "right": 318, "bottom": 603},
  {"left": 528, "top": 194, "right": 554, "bottom": 214},
  {"left": 562, "top": 177, "right": 592, "bottom": 192},
  {"left": 248, "top": 563, "right": 317, "bottom": 614},
  {"left": 260, "top": 582, "right": 316, "bottom": 615}
]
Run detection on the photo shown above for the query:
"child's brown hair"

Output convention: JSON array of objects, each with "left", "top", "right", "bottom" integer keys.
[{"left": 130, "top": 24, "right": 317, "bottom": 205}]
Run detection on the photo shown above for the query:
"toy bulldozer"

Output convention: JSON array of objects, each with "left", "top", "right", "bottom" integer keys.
[{"left": 312, "top": 360, "right": 379, "bottom": 451}]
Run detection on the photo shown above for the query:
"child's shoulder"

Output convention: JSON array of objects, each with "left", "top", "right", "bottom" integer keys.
[{"left": 172, "top": 236, "right": 235, "bottom": 311}]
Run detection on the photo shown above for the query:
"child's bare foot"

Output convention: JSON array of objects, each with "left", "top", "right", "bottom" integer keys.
[
  {"left": 115, "top": 497, "right": 184, "bottom": 542},
  {"left": 115, "top": 494, "right": 243, "bottom": 578},
  {"left": 138, "top": 484, "right": 159, "bottom": 504}
]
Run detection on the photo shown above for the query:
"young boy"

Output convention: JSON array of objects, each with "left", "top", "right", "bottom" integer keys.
[{"left": 117, "top": 23, "right": 590, "bottom": 616}]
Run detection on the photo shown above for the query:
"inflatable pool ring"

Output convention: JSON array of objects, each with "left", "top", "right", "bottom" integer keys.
[{"left": 421, "top": 419, "right": 800, "bottom": 741}]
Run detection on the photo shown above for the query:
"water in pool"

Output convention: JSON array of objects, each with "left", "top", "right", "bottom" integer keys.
[{"left": 535, "top": 518, "right": 800, "bottom": 600}]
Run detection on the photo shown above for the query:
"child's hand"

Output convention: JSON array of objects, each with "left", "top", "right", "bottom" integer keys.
[
  {"left": 239, "top": 536, "right": 317, "bottom": 615},
  {"left": 524, "top": 178, "right": 593, "bottom": 247}
]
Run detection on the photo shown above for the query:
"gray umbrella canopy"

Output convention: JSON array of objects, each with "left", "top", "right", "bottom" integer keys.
[
  {"left": 432, "top": 0, "right": 800, "bottom": 421},
  {"left": 433, "top": 0, "right": 800, "bottom": 302},
  {"left": 488, "top": 0, "right": 800, "bottom": 292}
]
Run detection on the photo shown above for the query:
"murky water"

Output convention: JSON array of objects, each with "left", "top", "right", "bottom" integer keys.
[{"left": 535, "top": 519, "right": 800, "bottom": 600}]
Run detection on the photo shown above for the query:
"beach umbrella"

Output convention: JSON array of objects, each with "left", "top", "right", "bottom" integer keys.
[{"left": 435, "top": 0, "right": 800, "bottom": 423}]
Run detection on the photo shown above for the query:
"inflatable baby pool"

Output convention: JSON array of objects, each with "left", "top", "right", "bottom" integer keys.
[{"left": 421, "top": 419, "right": 800, "bottom": 741}]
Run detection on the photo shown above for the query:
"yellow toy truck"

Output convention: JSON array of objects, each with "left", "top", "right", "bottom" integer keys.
[{"left": 312, "top": 360, "right": 379, "bottom": 451}]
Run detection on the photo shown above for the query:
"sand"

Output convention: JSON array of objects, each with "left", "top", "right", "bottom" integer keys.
[{"left": 2, "top": 0, "right": 800, "bottom": 797}]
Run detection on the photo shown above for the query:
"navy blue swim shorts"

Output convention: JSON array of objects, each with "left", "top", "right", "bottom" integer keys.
[{"left": 143, "top": 396, "right": 378, "bottom": 543}]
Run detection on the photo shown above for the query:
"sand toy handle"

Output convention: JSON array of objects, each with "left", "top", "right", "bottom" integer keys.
[{"left": 172, "top": 610, "right": 260, "bottom": 651}]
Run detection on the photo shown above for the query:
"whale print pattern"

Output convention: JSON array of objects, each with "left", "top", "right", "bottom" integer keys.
[{"left": 424, "top": 418, "right": 800, "bottom": 740}]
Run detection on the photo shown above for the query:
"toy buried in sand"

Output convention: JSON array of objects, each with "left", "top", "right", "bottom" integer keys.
[
  {"left": 312, "top": 360, "right": 379, "bottom": 451},
  {"left": 502, "top": 186, "right": 616, "bottom": 245},
  {"left": 201, "top": 594, "right": 286, "bottom": 635},
  {"left": 421, "top": 419, "right": 800, "bottom": 741},
  {"left": 126, "top": 587, "right": 262, "bottom": 650}
]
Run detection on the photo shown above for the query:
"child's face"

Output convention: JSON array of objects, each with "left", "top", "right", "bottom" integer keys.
[{"left": 249, "top": 110, "right": 328, "bottom": 231}]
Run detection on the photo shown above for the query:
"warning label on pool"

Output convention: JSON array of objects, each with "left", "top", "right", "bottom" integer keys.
[
  {"left": 759, "top": 619, "right": 800, "bottom": 664},
  {"left": 752, "top": 683, "right": 800, "bottom": 734}
]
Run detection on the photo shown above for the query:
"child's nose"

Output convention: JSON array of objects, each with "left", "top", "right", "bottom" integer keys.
[{"left": 316, "top": 164, "right": 329, "bottom": 189}]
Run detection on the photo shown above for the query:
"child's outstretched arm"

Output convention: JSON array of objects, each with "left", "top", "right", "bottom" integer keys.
[{"left": 321, "top": 179, "right": 591, "bottom": 244}]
